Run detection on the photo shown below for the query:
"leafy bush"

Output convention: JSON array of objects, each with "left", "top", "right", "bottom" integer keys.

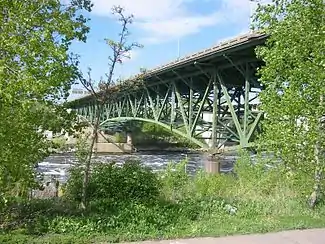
[
  {"left": 233, "top": 152, "right": 282, "bottom": 197},
  {"left": 51, "top": 137, "right": 67, "bottom": 151},
  {"left": 141, "top": 123, "right": 172, "bottom": 141},
  {"left": 132, "top": 122, "right": 199, "bottom": 148},
  {"left": 0, "top": 198, "right": 81, "bottom": 233},
  {"left": 160, "top": 160, "right": 190, "bottom": 201},
  {"left": 114, "top": 132, "right": 125, "bottom": 143},
  {"left": 64, "top": 160, "right": 161, "bottom": 204},
  {"left": 160, "top": 159, "right": 233, "bottom": 202}
]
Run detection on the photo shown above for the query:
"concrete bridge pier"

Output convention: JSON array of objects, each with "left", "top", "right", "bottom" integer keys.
[
  {"left": 204, "top": 153, "right": 221, "bottom": 174},
  {"left": 204, "top": 161, "right": 220, "bottom": 174},
  {"left": 94, "top": 130, "right": 133, "bottom": 153},
  {"left": 126, "top": 132, "right": 132, "bottom": 145}
]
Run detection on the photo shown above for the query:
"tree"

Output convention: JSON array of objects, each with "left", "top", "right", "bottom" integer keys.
[
  {"left": 77, "top": 6, "right": 142, "bottom": 209},
  {"left": 0, "top": 0, "right": 92, "bottom": 201},
  {"left": 253, "top": 0, "right": 325, "bottom": 207}
]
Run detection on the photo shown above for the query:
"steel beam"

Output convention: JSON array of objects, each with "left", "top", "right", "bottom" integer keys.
[
  {"left": 217, "top": 72, "right": 245, "bottom": 145},
  {"left": 243, "top": 64, "right": 250, "bottom": 136},
  {"left": 174, "top": 82, "right": 190, "bottom": 134},
  {"left": 190, "top": 77, "right": 212, "bottom": 135},
  {"left": 211, "top": 72, "right": 218, "bottom": 149},
  {"left": 188, "top": 78, "right": 194, "bottom": 136}
]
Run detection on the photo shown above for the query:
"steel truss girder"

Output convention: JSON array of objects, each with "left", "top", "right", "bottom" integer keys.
[{"left": 75, "top": 60, "right": 263, "bottom": 150}]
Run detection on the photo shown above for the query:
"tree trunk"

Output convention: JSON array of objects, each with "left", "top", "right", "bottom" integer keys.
[
  {"left": 80, "top": 104, "right": 101, "bottom": 209},
  {"left": 309, "top": 144, "right": 322, "bottom": 208},
  {"left": 309, "top": 95, "right": 324, "bottom": 208}
]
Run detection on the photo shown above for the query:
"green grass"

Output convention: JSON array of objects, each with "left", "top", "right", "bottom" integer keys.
[
  {"left": 2, "top": 210, "right": 325, "bottom": 243},
  {"left": 1, "top": 154, "right": 325, "bottom": 243}
]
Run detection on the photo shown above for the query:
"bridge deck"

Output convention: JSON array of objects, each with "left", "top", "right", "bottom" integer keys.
[{"left": 70, "top": 32, "right": 267, "bottom": 105}]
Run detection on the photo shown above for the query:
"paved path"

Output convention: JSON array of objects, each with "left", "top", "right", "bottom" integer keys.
[{"left": 125, "top": 228, "right": 325, "bottom": 244}]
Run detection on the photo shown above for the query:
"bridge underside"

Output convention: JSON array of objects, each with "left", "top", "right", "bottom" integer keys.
[{"left": 73, "top": 34, "right": 265, "bottom": 151}]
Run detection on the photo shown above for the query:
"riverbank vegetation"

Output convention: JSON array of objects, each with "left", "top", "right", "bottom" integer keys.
[{"left": 1, "top": 154, "right": 325, "bottom": 243}]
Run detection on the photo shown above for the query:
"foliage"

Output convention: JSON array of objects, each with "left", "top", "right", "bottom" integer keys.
[
  {"left": 0, "top": 0, "right": 92, "bottom": 203},
  {"left": 64, "top": 160, "right": 161, "bottom": 204},
  {"left": 75, "top": 133, "right": 91, "bottom": 166},
  {"left": 142, "top": 123, "right": 173, "bottom": 141},
  {"left": 160, "top": 160, "right": 191, "bottom": 201},
  {"left": 114, "top": 132, "right": 125, "bottom": 143},
  {"left": 2, "top": 156, "right": 325, "bottom": 242},
  {"left": 51, "top": 137, "right": 68, "bottom": 152},
  {"left": 133, "top": 122, "right": 199, "bottom": 148},
  {"left": 253, "top": 0, "right": 325, "bottom": 206}
]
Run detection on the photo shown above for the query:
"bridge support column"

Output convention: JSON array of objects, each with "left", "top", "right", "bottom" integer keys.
[
  {"left": 208, "top": 73, "right": 221, "bottom": 173},
  {"left": 204, "top": 161, "right": 220, "bottom": 174},
  {"left": 211, "top": 72, "right": 219, "bottom": 150},
  {"left": 126, "top": 131, "right": 133, "bottom": 145},
  {"left": 204, "top": 154, "right": 221, "bottom": 174},
  {"left": 93, "top": 130, "right": 133, "bottom": 153}
]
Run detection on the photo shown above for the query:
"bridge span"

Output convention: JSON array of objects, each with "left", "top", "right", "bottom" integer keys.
[{"left": 69, "top": 32, "right": 267, "bottom": 151}]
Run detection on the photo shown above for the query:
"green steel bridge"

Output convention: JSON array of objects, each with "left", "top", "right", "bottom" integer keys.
[{"left": 69, "top": 32, "right": 267, "bottom": 151}]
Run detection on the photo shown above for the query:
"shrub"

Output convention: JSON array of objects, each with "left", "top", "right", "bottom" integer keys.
[
  {"left": 51, "top": 137, "right": 67, "bottom": 151},
  {"left": 114, "top": 132, "right": 125, "bottom": 143},
  {"left": 160, "top": 160, "right": 190, "bottom": 201},
  {"left": 232, "top": 150, "right": 316, "bottom": 203},
  {"left": 64, "top": 160, "right": 161, "bottom": 204},
  {"left": 191, "top": 169, "right": 235, "bottom": 200},
  {"left": 0, "top": 198, "right": 81, "bottom": 235}
]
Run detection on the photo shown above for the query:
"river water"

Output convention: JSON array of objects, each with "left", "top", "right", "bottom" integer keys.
[{"left": 37, "top": 151, "right": 238, "bottom": 184}]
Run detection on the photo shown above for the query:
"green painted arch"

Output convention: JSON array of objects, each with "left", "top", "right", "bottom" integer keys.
[{"left": 99, "top": 117, "right": 208, "bottom": 149}]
